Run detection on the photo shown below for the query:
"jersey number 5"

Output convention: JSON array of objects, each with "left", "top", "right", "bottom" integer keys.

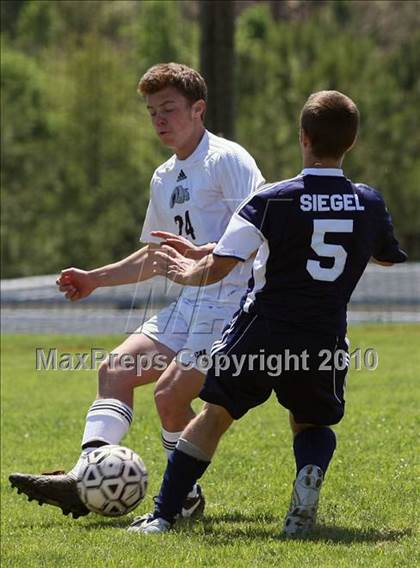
[
  {"left": 174, "top": 210, "right": 196, "bottom": 240},
  {"left": 306, "top": 219, "right": 353, "bottom": 282}
]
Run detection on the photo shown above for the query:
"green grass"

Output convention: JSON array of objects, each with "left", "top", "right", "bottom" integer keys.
[{"left": 1, "top": 325, "right": 419, "bottom": 567}]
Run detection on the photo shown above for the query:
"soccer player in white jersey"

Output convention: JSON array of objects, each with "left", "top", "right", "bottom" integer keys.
[{"left": 10, "top": 63, "right": 264, "bottom": 518}]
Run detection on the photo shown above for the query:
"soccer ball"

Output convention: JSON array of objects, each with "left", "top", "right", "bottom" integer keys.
[{"left": 76, "top": 445, "right": 148, "bottom": 516}]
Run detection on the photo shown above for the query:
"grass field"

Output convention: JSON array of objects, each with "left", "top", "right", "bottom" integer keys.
[{"left": 1, "top": 325, "right": 419, "bottom": 567}]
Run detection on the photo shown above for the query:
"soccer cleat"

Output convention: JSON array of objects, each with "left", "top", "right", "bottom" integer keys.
[
  {"left": 127, "top": 515, "right": 171, "bottom": 534},
  {"left": 283, "top": 464, "right": 323, "bottom": 536},
  {"left": 9, "top": 470, "right": 90, "bottom": 519},
  {"left": 128, "top": 511, "right": 154, "bottom": 529},
  {"left": 181, "top": 484, "right": 205, "bottom": 518},
  {"left": 129, "top": 483, "right": 205, "bottom": 531}
]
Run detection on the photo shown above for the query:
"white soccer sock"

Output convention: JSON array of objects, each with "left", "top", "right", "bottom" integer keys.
[
  {"left": 81, "top": 398, "right": 133, "bottom": 447},
  {"left": 161, "top": 428, "right": 183, "bottom": 459},
  {"left": 69, "top": 399, "right": 133, "bottom": 479},
  {"left": 161, "top": 428, "right": 198, "bottom": 498}
]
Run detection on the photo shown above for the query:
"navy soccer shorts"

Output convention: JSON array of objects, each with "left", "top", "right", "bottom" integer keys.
[{"left": 200, "top": 309, "right": 349, "bottom": 425}]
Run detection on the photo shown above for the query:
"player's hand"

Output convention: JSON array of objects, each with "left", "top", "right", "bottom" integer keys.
[
  {"left": 152, "top": 246, "right": 196, "bottom": 284},
  {"left": 151, "top": 231, "right": 204, "bottom": 259},
  {"left": 56, "top": 268, "right": 97, "bottom": 301}
]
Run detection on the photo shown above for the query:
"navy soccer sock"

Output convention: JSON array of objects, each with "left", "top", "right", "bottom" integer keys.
[
  {"left": 293, "top": 427, "right": 337, "bottom": 476},
  {"left": 153, "top": 447, "right": 210, "bottom": 523}
]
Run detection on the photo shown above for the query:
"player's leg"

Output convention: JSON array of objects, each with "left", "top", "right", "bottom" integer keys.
[
  {"left": 154, "top": 361, "right": 203, "bottom": 437},
  {"left": 289, "top": 413, "right": 337, "bottom": 477},
  {"left": 154, "top": 361, "right": 203, "bottom": 454},
  {"left": 73, "top": 332, "right": 175, "bottom": 473},
  {"left": 128, "top": 403, "right": 233, "bottom": 534},
  {"left": 275, "top": 333, "right": 348, "bottom": 535},
  {"left": 283, "top": 413, "right": 337, "bottom": 535},
  {"left": 155, "top": 299, "right": 236, "bottom": 451},
  {"left": 129, "top": 309, "right": 271, "bottom": 534},
  {"left": 153, "top": 300, "right": 239, "bottom": 516},
  {"left": 81, "top": 332, "right": 174, "bottom": 451},
  {"left": 9, "top": 302, "right": 187, "bottom": 517},
  {"left": 96, "top": 332, "right": 175, "bottom": 405},
  {"left": 9, "top": 332, "right": 175, "bottom": 518},
  {"left": 153, "top": 361, "right": 208, "bottom": 517}
]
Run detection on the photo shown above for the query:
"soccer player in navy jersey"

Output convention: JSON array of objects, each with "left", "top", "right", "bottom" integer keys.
[{"left": 128, "top": 90, "right": 407, "bottom": 535}]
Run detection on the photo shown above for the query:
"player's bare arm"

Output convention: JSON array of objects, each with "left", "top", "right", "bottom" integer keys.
[
  {"left": 57, "top": 244, "right": 161, "bottom": 301},
  {"left": 153, "top": 246, "right": 239, "bottom": 286},
  {"left": 151, "top": 230, "right": 216, "bottom": 259}
]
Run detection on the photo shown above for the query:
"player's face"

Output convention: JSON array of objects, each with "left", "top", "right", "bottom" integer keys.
[{"left": 146, "top": 87, "right": 204, "bottom": 151}]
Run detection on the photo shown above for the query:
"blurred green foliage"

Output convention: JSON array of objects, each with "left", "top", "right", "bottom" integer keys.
[
  {"left": 2, "top": 0, "right": 419, "bottom": 277},
  {"left": 235, "top": 3, "right": 420, "bottom": 258}
]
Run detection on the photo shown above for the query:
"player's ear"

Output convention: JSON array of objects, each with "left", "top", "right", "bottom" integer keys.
[
  {"left": 300, "top": 128, "right": 312, "bottom": 148},
  {"left": 192, "top": 99, "right": 206, "bottom": 121}
]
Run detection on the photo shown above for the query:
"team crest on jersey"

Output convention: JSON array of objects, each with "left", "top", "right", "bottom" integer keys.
[{"left": 170, "top": 185, "right": 190, "bottom": 208}]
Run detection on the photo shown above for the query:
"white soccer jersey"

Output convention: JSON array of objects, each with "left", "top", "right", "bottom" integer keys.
[{"left": 140, "top": 130, "right": 265, "bottom": 303}]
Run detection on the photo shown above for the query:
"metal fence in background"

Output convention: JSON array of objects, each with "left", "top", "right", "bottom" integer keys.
[{"left": 1, "top": 263, "right": 419, "bottom": 335}]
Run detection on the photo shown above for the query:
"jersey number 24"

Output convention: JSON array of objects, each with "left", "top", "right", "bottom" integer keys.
[{"left": 174, "top": 210, "right": 196, "bottom": 240}]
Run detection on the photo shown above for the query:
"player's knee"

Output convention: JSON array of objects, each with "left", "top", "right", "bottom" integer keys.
[
  {"left": 98, "top": 358, "right": 130, "bottom": 390},
  {"left": 154, "top": 383, "right": 177, "bottom": 421},
  {"left": 201, "top": 403, "right": 232, "bottom": 431}
]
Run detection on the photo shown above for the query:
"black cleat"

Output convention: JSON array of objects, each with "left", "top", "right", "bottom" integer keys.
[
  {"left": 181, "top": 484, "right": 205, "bottom": 518},
  {"left": 9, "top": 470, "right": 90, "bottom": 519}
]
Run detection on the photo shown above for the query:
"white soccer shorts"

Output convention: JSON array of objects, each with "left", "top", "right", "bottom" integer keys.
[{"left": 136, "top": 296, "right": 240, "bottom": 373}]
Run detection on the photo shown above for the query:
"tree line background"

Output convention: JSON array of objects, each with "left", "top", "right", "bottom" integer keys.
[{"left": 2, "top": 0, "right": 419, "bottom": 278}]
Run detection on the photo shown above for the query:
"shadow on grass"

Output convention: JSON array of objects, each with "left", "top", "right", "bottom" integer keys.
[
  {"left": 16, "top": 511, "right": 411, "bottom": 545},
  {"left": 288, "top": 525, "right": 412, "bottom": 544},
  {"left": 195, "top": 511, "right": 412, "bottom": 545},
  {"left": 81, "top": 517, "right": 135, "bottom": 530},
  {"left": 11, "top": 514, "right": 134, "bottom": 530}
]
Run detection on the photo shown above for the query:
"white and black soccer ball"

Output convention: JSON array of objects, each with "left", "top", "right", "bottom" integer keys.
[{"left": 76, "top": 445, "right": 148, "bottom": 517}]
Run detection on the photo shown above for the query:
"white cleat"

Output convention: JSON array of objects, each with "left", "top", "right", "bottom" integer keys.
[
  {"left": 128, "top": 515, "right": 171, "bottom": 534},
  {"left": 128, "top": 512, "right": 153, "bottom": 528},
  {"left": 283, "top": 464, "right": 323, "bottom": 536}
]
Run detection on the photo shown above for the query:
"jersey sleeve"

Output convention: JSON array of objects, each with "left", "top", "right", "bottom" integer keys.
[
  {"left": 214, "top": 192, "right": 268, "bottom": 260},
  {"left": 213, "top": 213, "right": 264, "bottom": 261},
  {"left": 139, "top": 175, "right": 165, "bottom": 244},
  {"left": 372, "top": 194, "right": 407, "bottom": 263},
  {"left": 216, "top": 149, "right": 265, "bottom": 214}
]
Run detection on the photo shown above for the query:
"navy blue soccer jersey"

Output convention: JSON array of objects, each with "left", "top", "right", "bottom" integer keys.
[{"left": 213, "top": 168, "right": 407, "bottom": 335}]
